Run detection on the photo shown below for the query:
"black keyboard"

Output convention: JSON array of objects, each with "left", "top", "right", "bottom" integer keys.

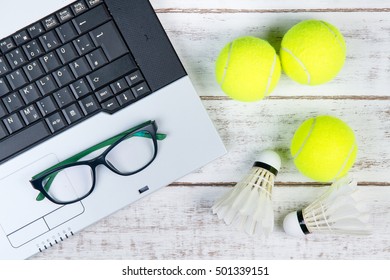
[{"left": 0, "top": 0, "right": 152, "bottom": 163}]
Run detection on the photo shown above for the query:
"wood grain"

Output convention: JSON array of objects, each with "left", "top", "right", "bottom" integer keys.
[
  {"left": 156, "top": 12, "right": 390, "bottom": 97},
  {"left": 151, "top": 0, "right": 390, "bottom": 10},
  {"left": 31, "top": 185, "right": 389, "bottom": 260},
  {"left": 176, "top": 99, "right": 390, "bottom": 184},
  {"left": 31, "top": 1, "right": 390, "bottom": 259}
]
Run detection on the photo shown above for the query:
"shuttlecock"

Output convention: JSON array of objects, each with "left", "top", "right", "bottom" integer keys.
[
  {"left": 212, "top": 150, "right": 281, "bottom": 236},
  {"left": 283, "top": 176, "right": 372, "bottom": 237}
]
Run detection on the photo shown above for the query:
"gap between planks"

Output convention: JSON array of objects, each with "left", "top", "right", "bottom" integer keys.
[
  {"left": 156, "top": 8, "right": 390, "bottom": 14},
  {"left": 169, "top": 182, "right": 390, "bottom": 187},
  {"left": 201, "top": 96, "right": 390, "bottom": 101}
]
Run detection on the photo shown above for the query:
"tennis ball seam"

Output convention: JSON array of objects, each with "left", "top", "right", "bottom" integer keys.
[
  {"left": 265, "top": 54, "right": 277, "bottom": 96},
  {"left": 292, "top": 117, "right": 317, "bottom": 159},
  {"left": 281, "top": 47, "right": 311, "bottom": 84},
  {"left": 218, "top": 41, "right": 234, "bottom": 88},
  {"left": 319, "top": 21, "right": 345, "bottom": 52},
  {"left": 332, "top": 142, "right": 357, "bottom": 181}
]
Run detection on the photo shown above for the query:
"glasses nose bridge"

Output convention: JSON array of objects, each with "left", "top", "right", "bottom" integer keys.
[{"left": 91, "top": 154, "right": 108, "bottom": 168}]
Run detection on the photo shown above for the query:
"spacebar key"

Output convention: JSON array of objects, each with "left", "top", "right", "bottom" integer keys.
[
  {"left": 86, "top": 54, "right": 137, "bottom": 90},
  {"left": 0, "top": 121, "right": 51, "bottom": 163}
]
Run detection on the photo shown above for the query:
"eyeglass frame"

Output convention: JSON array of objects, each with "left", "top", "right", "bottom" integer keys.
[{"left": 30, "top": 120, "right": 166, "bottom": 205}]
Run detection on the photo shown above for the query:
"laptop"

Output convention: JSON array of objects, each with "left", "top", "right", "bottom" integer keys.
[{"left": 0, "top": 0, "right": 226, "bottom": 259}]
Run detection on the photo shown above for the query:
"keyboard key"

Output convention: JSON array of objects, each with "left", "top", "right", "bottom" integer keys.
[
  {"left": 79, "top": 95, "right": 99, "bottom": 115},
  {"left": 20, "top": 104, "right": 40, "bottom": 125},
  {"left": 116, "top": 90, "right": 135, "bottom": 106},
  {"left": 95, "top": 86, "right": 113, "bottom": 102},
  {"left": 72, "top": 4, "right": 110, "bottom": 34},
  {"left": 0, "top": 78, "right": 10, "bottom": 97},
  {"left": 23, "top": 40, "right": 43, "bottom": 60},
  {"left": 101, "top": 97, "right": 119, "bottom": 113},
  {"left": 0, "top": 37, "right": 16, "bottom": 53},
  {"left": 6, "top": 48, "right": 27, "bottom": 69},
  {"left": 46, "top": 112, "right": 66, "bottom": 133},
  {"left": 0, "top": 123, "right": 7, "bottom": 139},
  {"left": 86, "top": 48, "right": 107, "bottom": 69},
  {"left": 13, "top": 31, "right": 30, "bottom": 46},
  {"left": 0, "top": 57, "right": 11, "bottom": 76},
  {"left": 87, "top": 54, "right": 137, "bottom": 90},
  {"left": 73, "top": 34, "right": 94, "bottom": 55},
  {"left": 53, "top": 66, "right": 74, "bottom": 87},
  {"left": 90, "top": 21, "right": 128, "bottom": 61},
  {"left": 110, "top": 78, "right": 128, "bottom": 94},
  {"left": 63, "top": 103, "right": 83, "bottom": 124},
  {"left": 54, "top": 87, "right": 74, "bottom": 108},
  {"left": 37, "top": 75, "right": 58, "bottom": 95},
  {"left": 71, "top": 1, "right": 89, "bottom": 15},
  {"left": 39, "top": 31, "right": 60, "bottom": 52},
  {"left": 37, "top": 96, "right": 57, "bottom": 116},
  {"left": 57, "top": 7, "right": 74, "bottom": 23},
  {"left": 19, "top": 84, "right": 41, "bottom": 104},
  {"left": 40, "top": 52, "right": 61, "bottom": 72},
  {"left": 131, "top": 82, "right": 151, "bottom": 98},
  {"left": 70, "top": 78, "right": 90, "bottom": 99},
  {"left": 27, "top": 22, "right": 45, "bottom": 38},
  {"left": 69, "top": 56, "right": 91, "bottom": 78},
  {"left": 24, "top": 60, "right": 45, "bottom": 81},
  {"left": 3, "top": 93, "right": 24, "bottom": 112},
  {"left": 56, "top": 22, "right": 78, "bottom": 43},
  {"left": 3, "top": 113, "right": 24, "bottom": 134},
  {"left": 57, "top": 43, "right": 79, "bottom": 64},
  {"left": 125, "top": 70, "right": 144, "bottom": 86},
  {"left": 7, "top": 69, "right": 28, "bottom": 90},
  {"left": 0, "top": 120, "right": 51, "bottom": 163},
  {"left": 0, "top": 102, "right": 6, "bottom": 118},
  {"left": 43, "top": 15, "right": 60, "bottom": 30},
  {"left": 86, "top": 0, "right": 103, "bottom": 7}
]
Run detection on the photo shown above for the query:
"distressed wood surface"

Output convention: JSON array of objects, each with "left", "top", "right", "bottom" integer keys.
[
  {"left": 32, "top": 1, "right": 390, "bottom": 259},
  {"left": 157, "top": 12, "right": 390, "bottom": 97},
  {"left": 179, "top": 99, "right": 390, "bottom": 184},
  {"left": 33, "top": 186, "right": 390, "bottom": 260},
  {"left": 150, "top": 0, "right": 390, "bottom": 10}
]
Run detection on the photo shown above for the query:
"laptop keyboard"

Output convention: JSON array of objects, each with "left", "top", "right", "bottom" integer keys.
[{"left": 0, "top": 0, "right": 151, "bottom": 163}]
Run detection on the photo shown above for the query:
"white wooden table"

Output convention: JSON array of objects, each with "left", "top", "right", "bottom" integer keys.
[{"left": 32, "top": 0, "right": 390, "bottom": 260}]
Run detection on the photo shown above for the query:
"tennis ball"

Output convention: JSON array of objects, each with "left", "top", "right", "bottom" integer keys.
[
  {"left": 290, "top": 116, "right": 357, "bottom": 182},
  {"left": 215, "top": 36, "right": 281, "bottom": 102},
  {"left": 280, "top": 20, "right": 346, "bottom": 85}
]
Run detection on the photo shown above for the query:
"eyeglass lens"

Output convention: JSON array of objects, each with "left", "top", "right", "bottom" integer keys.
[
  {"left": 40, "top": 130, "right": 156, "bottom": 203},
  {"left": 105, "top": 131, "right": 155, "bottom": 174}
]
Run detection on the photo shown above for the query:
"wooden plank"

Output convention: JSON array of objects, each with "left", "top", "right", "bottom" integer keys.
[
  {"left": 31, "top": 185, "right": 389, "bottom": 259},
  {"left": 151, "top": 0, "right": 390, "bottom": 10},
  {"left": 28, "top": 1, "right": 390, "bottom": 261},
  {"left": 156, "top": 12, "right": 390, "bottom": 97},
  {"left": 175, "top": 99, "right": 390, "bottom": 184}
]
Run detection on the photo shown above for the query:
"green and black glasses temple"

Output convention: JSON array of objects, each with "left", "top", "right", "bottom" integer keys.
[{"left": 30, "top": 120, "right": 166, "bottom": 204}]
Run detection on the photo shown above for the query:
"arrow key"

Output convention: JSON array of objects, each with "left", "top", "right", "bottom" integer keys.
[
  {"left": 101, "top": 97, "right": 119, "bottom": 113},
  {"left": 116, "top": 90, "right": 135, "bottom": 106},
  {"left": 131, "top": 82, "right": 151, "bottom": 98}
]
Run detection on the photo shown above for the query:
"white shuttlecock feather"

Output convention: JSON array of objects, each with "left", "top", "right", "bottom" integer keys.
[
  {"left": 212, "top": 150, "right": 281, "bottom": 236},
  {"left": 283, "top": 176, "right": 372, "bottom": 237}
]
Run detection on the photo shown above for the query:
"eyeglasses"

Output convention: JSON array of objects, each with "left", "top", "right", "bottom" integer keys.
[{"left": 30, "top": 120, "right": 166, "bottom": 205}]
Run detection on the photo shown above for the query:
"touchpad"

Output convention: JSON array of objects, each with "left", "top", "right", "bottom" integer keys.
[{"left": 0, "top": 154, "right": 84, "bottom": 248}]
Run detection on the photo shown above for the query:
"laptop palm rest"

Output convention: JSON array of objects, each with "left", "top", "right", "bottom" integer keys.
[{"left": 0, "top": 154, "right": 84, "bottom": 248}]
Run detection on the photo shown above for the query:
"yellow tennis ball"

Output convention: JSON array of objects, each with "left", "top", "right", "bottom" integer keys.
[
  {"left": 215, "top": 36, "right": 281, "bottom": 102},
  {"left": 290, "top": 116, "right": 357, "bottom": 182},
  {"left": 280, "top": 20, "right": 346, "bottom": 85}
]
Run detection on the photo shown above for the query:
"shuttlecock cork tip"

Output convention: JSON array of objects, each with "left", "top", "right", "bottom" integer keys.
[
  {"left": 254, "top": 150, "right": 281, "bottom": 175},
  {"left": 283, "top": 211, "right": 308, "bottom": 238}
]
